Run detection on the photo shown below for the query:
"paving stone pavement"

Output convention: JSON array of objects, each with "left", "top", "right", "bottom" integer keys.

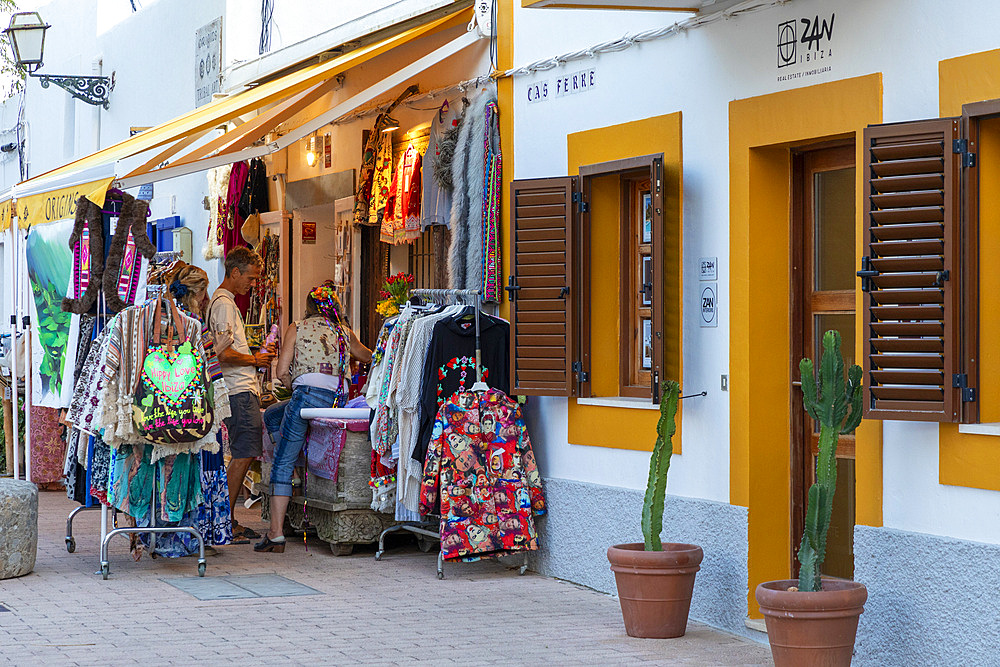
[{"left": 0, "top": 490, "right": 773, "bottom": 666}]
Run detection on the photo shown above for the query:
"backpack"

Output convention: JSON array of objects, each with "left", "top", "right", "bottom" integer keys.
[{"left": 132, "top": 296, "right": 215, "bottom": 444}]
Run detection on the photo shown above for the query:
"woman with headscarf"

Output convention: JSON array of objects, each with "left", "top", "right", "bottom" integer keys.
[{"left": 255, "top": 281, "right": 372, "bottom": 552}]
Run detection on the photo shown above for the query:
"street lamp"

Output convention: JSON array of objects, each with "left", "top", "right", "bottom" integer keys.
[{"left": 3, "top": 11, "right": 114, "bottom": 109}]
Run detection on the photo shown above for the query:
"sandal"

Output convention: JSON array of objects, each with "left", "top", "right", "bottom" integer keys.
[
  {"left": 254, "top": 535, "right": 286, "bottom": 553},
  {"left": 232, "top": 522, "right": 261, "bottom": 541}
]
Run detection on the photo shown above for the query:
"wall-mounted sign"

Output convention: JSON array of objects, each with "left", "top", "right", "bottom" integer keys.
[
  {"left": 700, "top": 284, "right": 718, "bottom": 328},
  {"left": 526, "top": 67, "right": 597, "bottom": 104},
  {"left": 301, "top": 221, "right": 316, "bottom": 244},
  {"left": 137, "top": 184, "right": 153, "bottom": 201},
  {"left": 195, "top": 17, "right": 223, "bottom": 108},
  {"left": 776, "top": 12, "right": 834, "bottom": 84},
  {"left": 699, "top": 256, "right": 717, "bottom": 281}
]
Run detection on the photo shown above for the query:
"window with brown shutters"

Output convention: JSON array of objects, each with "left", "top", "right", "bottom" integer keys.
[
  {"left": 861, "top": 118, "right": 965, "bottom": 421},
  {"left": 507, "top": 177, "right": 578, "bottom": 396}
]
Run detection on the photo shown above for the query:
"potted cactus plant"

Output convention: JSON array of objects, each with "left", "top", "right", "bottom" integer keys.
[
  {"left": 755, "top": 330, "right": 868, "bottom": 666},
  {"left": 606, "top": 380, "right": 703, "bottom": 638}
]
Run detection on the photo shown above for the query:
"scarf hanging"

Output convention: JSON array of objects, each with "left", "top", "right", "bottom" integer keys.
[
  {"left": 482, "top": 101, "right": 502, "bottom": 302},
  {"left": 62, "top": 197, "right": 105, "bottom": 314}
]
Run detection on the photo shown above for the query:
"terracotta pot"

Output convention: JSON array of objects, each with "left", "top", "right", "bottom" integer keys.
[
  {"left": 606, "top": 542, "right": 703, "bottom": 638},
  {"left": 755, "top": 579, "right": 867, "bottom": 667}
]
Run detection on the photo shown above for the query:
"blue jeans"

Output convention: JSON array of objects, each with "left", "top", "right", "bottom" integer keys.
[{"left": 265, "top": 385, "right": 345, "bottom": 497}]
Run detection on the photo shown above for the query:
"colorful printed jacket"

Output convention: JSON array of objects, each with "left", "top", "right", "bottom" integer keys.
[{"left": 420, "top": 388, "right": 545, "bottom": 561}]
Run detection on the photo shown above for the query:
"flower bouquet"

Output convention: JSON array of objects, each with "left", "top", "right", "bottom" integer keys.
[{"left": 375, "top": 272, "right": 414, "bottom": 318}]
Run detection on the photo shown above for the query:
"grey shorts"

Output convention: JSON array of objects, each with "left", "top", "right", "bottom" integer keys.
[{"left": 224, "top": 391, "right": 263, "bottom": 459}]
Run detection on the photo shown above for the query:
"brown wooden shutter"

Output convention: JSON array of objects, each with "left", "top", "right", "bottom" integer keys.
[
  {"left": 651, "top": 157, "right": 665, "bottom": 403},
  {"left": 508, "top": 177, "right": 577, "bottom": 396},
  {"left": 861, "top": 118, "right": 962, "bottom": 421}
]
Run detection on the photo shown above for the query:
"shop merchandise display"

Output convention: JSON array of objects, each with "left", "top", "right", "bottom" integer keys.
[
  {"left": 420, "top": 388, "right": 545, "bottom": 560},
  {"left": 368, "top": 124, "right": 395, "bottom": 228},
  {"left": 205, "top": 164, "right": 232, "bottom": 260},
  {"left": 247, "top": 230, "right": 280, "bottom": 350},
  {"left": 380, "top": 142, "right": 422, "bottom": 244},
  {"left": 446, "top": 87, "right": 501, "bottom": 297},
  {"left": 365, "top": 291, "right": 543, "bottom": 563},
  {"left": 423, "top": 99, "right": 460, "bottom": 227},
  {"left": 63, "top": 251, "right": 234, "bottom": 559}
]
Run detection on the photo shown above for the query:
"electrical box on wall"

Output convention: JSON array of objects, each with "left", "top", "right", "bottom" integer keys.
[{"left": 173, "top": 227, "right": 192, "bottom": 262}]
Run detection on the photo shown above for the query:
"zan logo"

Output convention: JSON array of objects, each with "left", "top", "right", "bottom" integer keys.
[{"left": 777, "top": 13, "right": 835, "bottom": 68}]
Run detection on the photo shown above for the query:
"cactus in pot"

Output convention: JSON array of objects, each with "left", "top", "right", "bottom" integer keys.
[
  {"left": 608, "top": 379, "right": 701, "bottom": 639},
  {"left": 795, "top": 330, "right": 863, "bottom": 592},
  {"left": 641, "top": 380, "right": 681, "bottom": 551}
]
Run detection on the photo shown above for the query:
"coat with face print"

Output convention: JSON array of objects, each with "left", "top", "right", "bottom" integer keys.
[{"left": 420, "top": 388, "right": 545, "bottom": 561}]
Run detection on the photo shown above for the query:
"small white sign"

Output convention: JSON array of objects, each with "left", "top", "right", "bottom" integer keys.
[
  {"left": 195, "top": 17, "right": 223, "bottom": 108},
  {"left": 700, "top": 284, "right": 719, "bottom": 328},
  {"left": 699, "top": 256, "right": 718, "bottom": 281}
]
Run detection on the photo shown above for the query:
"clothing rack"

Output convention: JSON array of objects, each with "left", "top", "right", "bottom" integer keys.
[
  {"left": 100, "top": 475, "right": 207, "bottom": 579},
  {"left": 410, "top": 288, "right": 487, "bottom": 391},
  {"left": 373, "top": 288, "right": 526, "bottom": 579},
  {"left": 63, "top": 241, "right": 207, "bottom": 578}
]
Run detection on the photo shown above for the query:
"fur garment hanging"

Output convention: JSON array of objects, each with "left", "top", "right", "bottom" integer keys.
[
  {"left": 447, "top": 87, "right": 497, "bottom": 290},
  {"left": 102, "top": 192, "right": 156, "bottom": 313},
  {"left": 61, "top": 196, "right": 105, "bottom": 314},
  {"left": 433, "top": 97, "right": 468, "bottom": 191}
]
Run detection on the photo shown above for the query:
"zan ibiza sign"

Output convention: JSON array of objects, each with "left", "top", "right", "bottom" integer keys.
[
  {"left": 776, "top": 13, "right": 835, "bottom": 83},
  {"left": 526, "top": 67, "right": 597, "bottom": 104}
]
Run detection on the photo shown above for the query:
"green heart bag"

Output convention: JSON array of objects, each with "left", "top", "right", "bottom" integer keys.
[{"left": 132, "top": 296, "right": 215, "bottom": 444}]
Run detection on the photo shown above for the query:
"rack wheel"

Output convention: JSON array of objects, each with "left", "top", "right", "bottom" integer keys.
[
  {"left": 519, "top": 564, "right": 528, "bottom": 576},
  {"left": 331, "top": 544, "right": 354, "bottom": 556},
  {"left": 65, "top": 537, "right": 76, "bottom": 553},
  {"left": 437, "top": 570, "right": 444, "bottom": 580},
  {"left": 375, "top": 550, "right": 383, "bottom": 561},
  {"left": 100, "top": 563, "right": 109, "bottom": 580},
  {"left": 198, "top": 562, "right": 206, "bottom": 577},
  {"left": 416, "top": 536, "right": 435, "bottom": 553}
]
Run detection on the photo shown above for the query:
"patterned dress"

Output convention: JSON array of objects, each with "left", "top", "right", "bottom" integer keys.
[{"left": 420, "top": 388, "right": 545, "bottom": 561}]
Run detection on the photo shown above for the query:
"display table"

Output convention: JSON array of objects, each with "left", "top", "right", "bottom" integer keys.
[{"left": 260, "top": 417, "right": 399, "bottom": 555}]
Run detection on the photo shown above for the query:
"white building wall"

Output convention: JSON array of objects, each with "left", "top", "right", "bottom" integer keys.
[{"left": 512, "top": 0, "right": 1000, "bottom": 543}]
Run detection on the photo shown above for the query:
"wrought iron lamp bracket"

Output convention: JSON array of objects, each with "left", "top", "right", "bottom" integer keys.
[{"left": 31, "top": 70, "right": 114, "bottom": 109}]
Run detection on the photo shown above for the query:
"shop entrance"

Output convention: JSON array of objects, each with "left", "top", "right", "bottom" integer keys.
[{"left": 791, "top": 143, "right": 856, "bottom": 580}]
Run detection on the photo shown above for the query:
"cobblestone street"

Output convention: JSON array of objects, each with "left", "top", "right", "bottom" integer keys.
[{"left": 0, "top": 490, "right": 772, "bottom": 665}]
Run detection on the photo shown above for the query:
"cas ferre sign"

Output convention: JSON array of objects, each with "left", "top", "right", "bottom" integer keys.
[{"left": 526, "top": 67, "right": 597, "bottom": 104}]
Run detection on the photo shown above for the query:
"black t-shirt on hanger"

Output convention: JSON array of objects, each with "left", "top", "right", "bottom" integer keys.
[{"left": 413, "top": 312, "right": 510, "bottom": 464}]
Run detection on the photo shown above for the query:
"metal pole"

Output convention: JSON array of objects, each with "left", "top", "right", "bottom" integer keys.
[
  {"left": 8, "top": 225, "right": 19, "bottom": 479},
  {"left": 21, "top": 229, "right": 31, "bottom": 483}
]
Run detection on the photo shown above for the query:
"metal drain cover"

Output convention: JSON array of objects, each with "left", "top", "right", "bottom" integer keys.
[{"left": 162, "top": 574, "right": 321, "bottom": 601}]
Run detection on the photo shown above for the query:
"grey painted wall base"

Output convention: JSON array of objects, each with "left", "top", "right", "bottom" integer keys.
[
  {"left": 855, "top": 525, "right": 1000, "bottom": 667},
  {"left": 529, "top": 477, "right": 756, "bottom": 640}
]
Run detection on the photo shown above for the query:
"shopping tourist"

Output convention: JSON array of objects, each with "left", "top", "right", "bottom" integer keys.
[
  {"left": 209, "top": 247, "right": 275, "bottom": 544},
  {"left": 255, "top": 281, "right": 371, "bottom": 553}
]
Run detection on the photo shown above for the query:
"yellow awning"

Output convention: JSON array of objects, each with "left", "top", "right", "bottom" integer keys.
[
  {"left": 17, "top": 178, "right": 114, "bottom": 229},
  {"left": 0, "top": 195, "right": 11, "bottom": 232},
  {"left": 14, "top": 6, "right": 470, "bottom": 199}
]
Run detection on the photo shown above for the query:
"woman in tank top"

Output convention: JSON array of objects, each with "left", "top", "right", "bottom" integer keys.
[{"left": 255, "top": 281, "right": 371, "bottom": 553}]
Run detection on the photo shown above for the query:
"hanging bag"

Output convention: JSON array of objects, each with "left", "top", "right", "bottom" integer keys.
[{"left": 132, "top": 296, "right": 215, "bottom": 444}]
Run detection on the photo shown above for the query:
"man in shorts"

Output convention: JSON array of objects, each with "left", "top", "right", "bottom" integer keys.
[{"left": 209, "top": 247, "right": 275, "bottom": 544}]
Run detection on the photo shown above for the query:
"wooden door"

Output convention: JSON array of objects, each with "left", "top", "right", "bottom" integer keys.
[{"left": 792, "top": 143, "right": 857, "bottom": 580}]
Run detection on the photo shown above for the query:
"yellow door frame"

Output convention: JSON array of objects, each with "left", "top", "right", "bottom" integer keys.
[{"left": 729, "top": 73, "right": 883, "bottom": 617}]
